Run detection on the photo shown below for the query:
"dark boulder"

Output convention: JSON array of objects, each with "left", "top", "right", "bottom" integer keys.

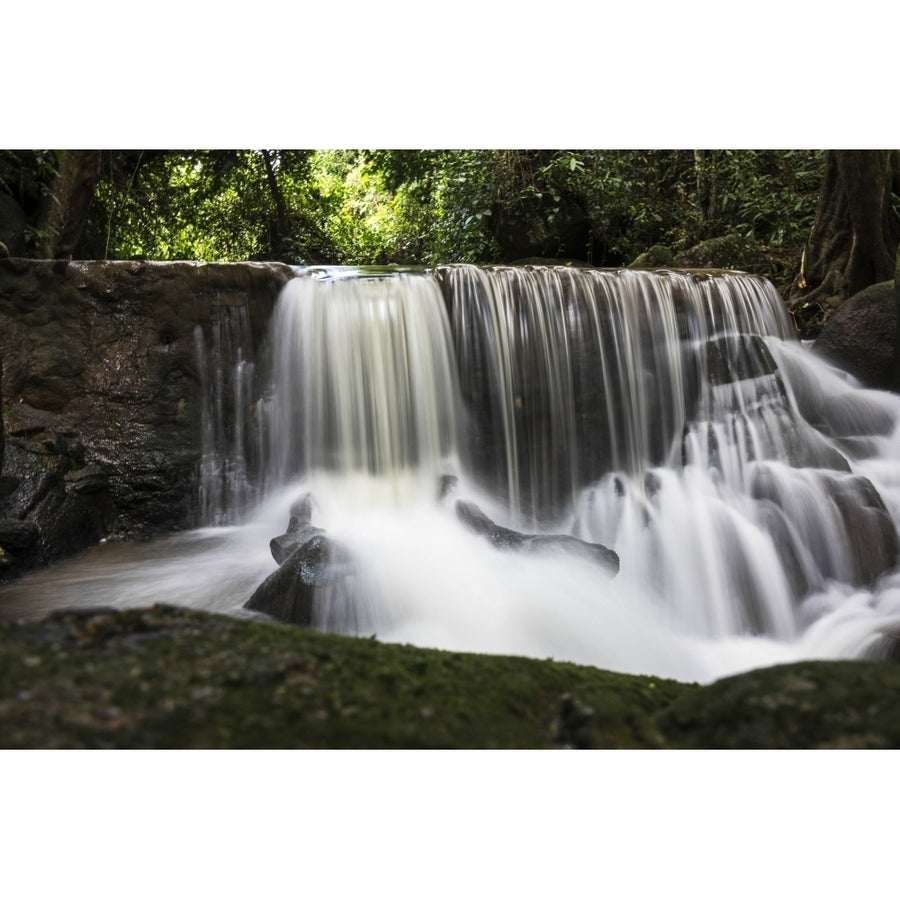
[
  {"left": 750, "top": 466, "right": 899, "bottom": 588},
  {"left": 246, "top": 493, "right": 356, "bottom": 627},
  {"left": 0, "top": 518, "right": 39, "bottom": 553},
  {"left": 245, "top": 532, "right": 356, "bottom": 627},
  {"left": 455, "top": 499, "right": 619, "bottom": 575},
  {"left": 0, "top": 428, "right": 114, "bottom": 575},
  {"left": 813, "top": 280, "right": 895, "bottom": 390}
]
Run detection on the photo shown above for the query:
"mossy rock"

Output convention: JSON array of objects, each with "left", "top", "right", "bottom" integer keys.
[
  {"left": 657, "top": 660, "right": 900, "bottom": 748},
  {"left": 628, "top": 245, "right": 676, "bottom": 268},
  {"left": 3, "top": 605, "right": 900, "bottom": 749},
  {"left": 675, "top": 234, "right": 762, "bottom": 271},
  {"left": 0, "top": 605, "right": 686, "bottom": 749}
]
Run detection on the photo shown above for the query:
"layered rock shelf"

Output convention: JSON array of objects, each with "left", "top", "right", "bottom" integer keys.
[{"left": 0, "top": 259, "right": 292, "bottom": 577}]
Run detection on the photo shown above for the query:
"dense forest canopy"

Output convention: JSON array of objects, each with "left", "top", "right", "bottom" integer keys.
[
  {"left": 1, "top": 149, "right": 823, "bottom": 266},
  {"left": 3, "top": 148, "right": 899, "bottom": 336}
]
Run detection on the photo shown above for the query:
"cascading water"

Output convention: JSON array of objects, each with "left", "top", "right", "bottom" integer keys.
[
  {"left": 194, "top": 303, "right": 263, "bottom": 525},
  {"left": 262, "top": 267, "right": 462, "bottom": 508},
  {"left": 4, "top": 263, "right": 900, "bottom": 684}
]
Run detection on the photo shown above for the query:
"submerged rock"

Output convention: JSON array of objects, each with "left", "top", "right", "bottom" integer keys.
[
  {"left": 455, "top": 499, "right": 619, "bottom": 575},
  {"left": 245, "top": 533, "right": 356, "bottom": 627},
  {"left": 245, "top": 496, "right": 355, "bottom": 627}
]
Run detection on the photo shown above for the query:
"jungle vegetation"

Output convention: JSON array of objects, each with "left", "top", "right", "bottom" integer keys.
[
  {"left": 2, "top": 149, "right": 898, "bottom": 335},
  {"left": 1, "top": 149, "right": 825, "bottom": 266}
]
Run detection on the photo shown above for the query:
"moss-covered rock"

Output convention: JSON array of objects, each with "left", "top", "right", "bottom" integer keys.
[
  {"left": 0, "top": 604, "right": 685, "bottom": 749},
  {"left": 657, "top": 660, "right": 900, "bottom": 748},
  {"left": 3, "top": 605, "right": 900, "bottom": 749},
  {"left": 628, "top": 245, "right": 676, "bottom": 268},
  {"left": 675, "top": 234, "right": 762, "bottom": 271}
]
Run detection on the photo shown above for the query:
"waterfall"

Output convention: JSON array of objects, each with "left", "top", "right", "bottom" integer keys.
[
  {"left": 238, "top": 263, "right": 900, "bottom": 678},
  {"left": 437, "top": 265, "right": 798, "bottom": 526},
  {"left": 194, "top": 303, "right": 264, "bottom": 525},
  {"left": 262, "top": 267, "right": 462, "bottom": 510},
  {"left": 7, "top": 263, "right": 900, "bottom": 683}
]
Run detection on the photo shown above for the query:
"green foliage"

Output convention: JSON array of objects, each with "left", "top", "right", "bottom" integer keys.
[
  {"left": 74, "top": 149, "right": 826, "bottom": 274},
  {"left": 693, "top": 149, "right": 824, "bottom": 245},
  {"left": 0, "top": 149, "right": 62, "bottom": 254},
  {"left": 82, "top": 150, "right": 320, "bottom": 263}
]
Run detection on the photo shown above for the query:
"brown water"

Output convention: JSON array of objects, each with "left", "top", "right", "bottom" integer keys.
[{"left": 0, "top": 526, "right": 275, "bottom": 623}]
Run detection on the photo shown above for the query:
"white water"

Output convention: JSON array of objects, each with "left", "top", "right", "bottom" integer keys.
[{"left": 4, "top": 264, "right": 900, "bottom": 684}]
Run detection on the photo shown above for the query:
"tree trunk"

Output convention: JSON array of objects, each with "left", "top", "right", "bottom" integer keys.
[
  {"left": 894, "top": 249, "right": 900, "bottom": 392},
  {"left": 0, "top": 350, "right": 4, "bottom": 475},
  {"left": 693, "top": 150, "right": 716, "bottom": 224},
  {"left": 261, "top": 150, "right": 292, "bottom": 259},
  {"left": 37, "top": 150, "right": 102, "bottom": 259},
  {"left": 789, "top": 150, "right": 900, "bottom": 336}
]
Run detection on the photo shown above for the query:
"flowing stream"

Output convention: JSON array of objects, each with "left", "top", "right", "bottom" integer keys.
[{"left": 4, "top": 264, "right": 900, "bottom": 684}]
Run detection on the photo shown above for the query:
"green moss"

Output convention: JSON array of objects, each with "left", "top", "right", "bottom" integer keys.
[
  {"left": 0, "top": 605, "right": 690, "bottom": 749},
  {"left": 3, "top": 606, "right": 900, "bottom": 749},
  {"left": 656, "top": 660, "right": 900, "bottom": 749}
]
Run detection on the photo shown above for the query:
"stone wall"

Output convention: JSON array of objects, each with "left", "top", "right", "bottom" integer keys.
[{"left": 0, "top": 259, "right": 293, "bottom": 578}]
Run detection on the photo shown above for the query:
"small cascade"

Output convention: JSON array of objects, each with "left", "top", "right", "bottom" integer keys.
[
  {"left": 194, "top": 304, "right": 264, "bottom": 525},
  {"left": 262, "top": 267, "right": 463, "bottom": 511},
  {"left": 437, "top": 265, "right": 798, "bottom": 526}
]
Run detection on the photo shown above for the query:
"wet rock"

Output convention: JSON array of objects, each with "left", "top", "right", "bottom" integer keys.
[
  {"left": 830, "top": 474, "right": 900, "bottom": 584},
  {"left": 0, "top": 518, "right": 39, "bottom": 552},
  {"left": 270, "top": 524, "right": 323, "bottom": 566},
  {"left": 455, "top": 499, "right": 619, "bottom": 575},
  {"left": 246, "top": 495, "right": 356, "bottom": 627},
  {"left": 290, "top": 493, "right": 314, "bottom": 525},
  {"left": 438, "top": 474, "right": 458, "bottom": 500},
  {"left": 63, "top": 465, "right": 108, "bottom": 495},
  {"left": 268, "top": 493, "right": 325, "bottom": 564},
  {"left": 0, "top": 258, "right": 294, "bottom": 570},
  {"left": 704, "top": 334, "right": 779, "bottom": 386},
  {"left": 750, "top": 466, "right": 899, "bottom": 587},
  {"left": 245, "top": 532, "right": 356, "bottom": 627},
  {"left": 0, "top": 429, "right": 115, "bottom": 577}
]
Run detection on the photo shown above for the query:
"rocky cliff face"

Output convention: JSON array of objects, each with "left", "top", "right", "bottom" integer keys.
[{"left": 0, "top": 259, "right": 293, "bottom": 578}]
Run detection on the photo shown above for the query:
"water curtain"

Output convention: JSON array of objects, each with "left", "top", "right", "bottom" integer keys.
[{"left": 190, "top": 264, "right": 900, "bottom": 678}]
